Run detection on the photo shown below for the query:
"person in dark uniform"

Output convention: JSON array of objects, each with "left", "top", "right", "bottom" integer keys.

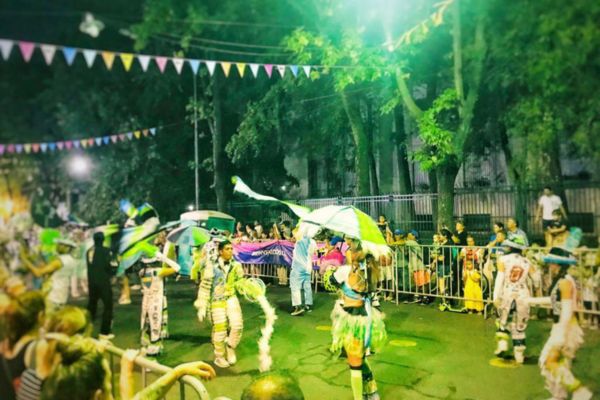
[{"left": 86, "top": 232, "right": 114, "bottom": 339}]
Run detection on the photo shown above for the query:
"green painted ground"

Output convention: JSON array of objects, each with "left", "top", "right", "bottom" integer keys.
[{"left": 94, "top": 281, "right": 600, "bottom": 400}]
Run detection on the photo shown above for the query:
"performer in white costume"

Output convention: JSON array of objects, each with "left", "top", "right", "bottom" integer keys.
[
  {"left": 530, "top": 229, "right": 593, "bottom": 400},
  {"left": 139, "top": 240, "right": 181, "bottom": 356},
  {"left": 493, "top": 235, "right": 540, "bottom": 363}
]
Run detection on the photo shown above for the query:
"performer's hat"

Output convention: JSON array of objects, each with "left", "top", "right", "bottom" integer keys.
[
  {"left": 501, "top": 236, "right": 527, "bottom": 251},
  {"left": 54, "top": 238, "right": 77, "bottom": 248},
  {"left": 542, "top": 247, "right": 577, "bottom": 265}
]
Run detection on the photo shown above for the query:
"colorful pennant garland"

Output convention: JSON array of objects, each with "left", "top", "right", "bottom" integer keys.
[
  {"left": 0, "top": 127, "right": 157, "bottom": 157},
  {"left": 0, "top": 38, "right": 314, "bottom": 79}
]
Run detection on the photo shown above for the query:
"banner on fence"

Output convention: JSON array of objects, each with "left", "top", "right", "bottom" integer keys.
[{"left": 234, "top": 240, "right": 295, "bottom": 266}]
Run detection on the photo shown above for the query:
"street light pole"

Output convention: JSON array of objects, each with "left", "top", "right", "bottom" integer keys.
[{"left": 193, "top": 73, "right": 199, "bottom": 210}]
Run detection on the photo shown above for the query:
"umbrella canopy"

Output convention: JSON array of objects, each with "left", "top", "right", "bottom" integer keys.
[
  {"left": 180, "top": 210, "right": 236, "bottom": 233},
  {"left": 167, "top": 225, "right": 211, "bottom": 247},
  {"left": 297, "top": 205, "right": 389, "bottom": 256}
]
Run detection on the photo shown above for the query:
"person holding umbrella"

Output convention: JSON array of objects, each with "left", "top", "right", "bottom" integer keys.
[{"left": 324, "top": 239, "right": 387, "bottom": 400}]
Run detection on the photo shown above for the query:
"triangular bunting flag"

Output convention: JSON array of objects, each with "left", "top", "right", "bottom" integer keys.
[
  {"left": 79, "top": 140, "right": 86, "bottom": 148},
  {"left": 276, "top": 65, "right": 286, "bottom": 78},
  {"left": 303, "top": 65, "right": 311, "bottom": 78},
  {"left": 95, "top": 137, "right": 103, "bottom": 146},
  {"left": 23, "top": 144, "right": 31, "bottom": 154},
  {"left": 118, "top": 134, "right": 126, "bottom": 141},
  {"left": 188, "top": 59, "right": 200, "bottom": 75},
  {"left": 205, "top": 61, "right": 216, "bottom": 76},
  {"left": 32, "top": 143, "right": 40, "bottom": 153},
  {"left": 155, "top": 57, "right": 168, "bottom": 73},
  {"left": 172, "top": 58, "right": 184, "bottom": 74},
  {"left": 57, "top": 142, "right": 65, "bottom": 150},
  {"left": 126, "top": 132, "right": 133, "bottom": 140},
  {"left": 220, "top": 62, "right": 231, "bottom": 77},
  {"left": 142, "top": 129, "right": 149, "bottom": 137},
  {"left": 110, "top": 135, "right": 118, "bottom": 143},
  {"left": 40, "top": 45, "right": 56, "bottom": 65},
  {"left": 49, "top": 142, "right": 57, "bottom": 151},
  {"left": 120, "top": 53, "right": 134, "bottom": 71},
  {"left": 7, "top": 144, "right": 15, "bottom": 154},
  {"left": 149, "top": 127, "right": 156, "bottom": 136},
  {"left": 0, "top": 145, "right": 4, "bottom": 155},
  {"left": 235, "top": 63, "right": 246, "bottom": 78},
  {"left": 264, "top": 64, "right": 273, "bottom": 78},
  {"left": 101, "top": 52, "right": 115, "bottom": 70},
  {"left": 290, "top": 65, "right": 299, "bottom": 77},
  {"left": 137, "top": 55, "right": 151, "bottom": 72},
  {"left": 69, "top": 141, "right": 77, "bottom": 149},
  {"left": 40, "top": 143, "right": 48, "bottom": 152},
  {"left": 102, "top": 136, "right": 110, "bottom": 145},
  {"left": 18, "top": 41, "right": 35, "bottom": 62},
  {"left": 0, "top": 39, "right": 13, "bottom": 60},
  {"left": 87, "top": 138, "right": 95, "bottom": 146},
  {"left": 15, "top": 144, "right": 23, "bottom": 154},
  {"left": 62, "top": 47, "right": 77, "bottom": 65},
  {"left": 83, "top": 49, "right": 97, "bottom": 67},
  {"left": 133, "top": 130, "right": 141, "bottom": 139},
  {"left": 249, "top": 63, "right": 260, "bottom": 78}
]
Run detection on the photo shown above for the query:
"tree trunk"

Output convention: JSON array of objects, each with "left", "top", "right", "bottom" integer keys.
[
  {"left": 212, "top": 73, "right": 227, "bottom": 212},
  {"left": 340, "top": 90, "right": 371, "bottom": 196},
  {"left": 429, "top": 170, "right": 438, "bottom": 233},
  {"left": 394, "top": 106, "right": 415, "bottom": 229},
  {"left": 366, "top": 99, "right": 380, "bottom": 195},
  {"left": 435, "top": 161, "right": 459, "bottom": 231}
]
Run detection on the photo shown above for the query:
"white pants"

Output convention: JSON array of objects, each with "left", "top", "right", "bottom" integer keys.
[
  {"left": 210, "top": 296, "right": 243, "bottom": 359},
  {"left": 290, "top": 269, "right": 312, "bottom": 307}
]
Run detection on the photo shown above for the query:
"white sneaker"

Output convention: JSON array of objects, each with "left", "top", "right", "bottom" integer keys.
[
  {"left": 98, "top": 333, "right": 115, "bottom": 341},
  {"left": 226, "top": 346, "right": 237, "bottom": 365},
  {"left": 513, "top": 346, "right": 525, "bottom": 364},
  {"left": 118, "top": 296, "right": 131, "bottom": 305},
  {"left": 214, "top": 357, "right": 230, "bottom": 368},
  {"left": 130, "top": 284, "right": 141, "bottom": 291},
  {"left": 494, "top": 339, "right": 509, "bottom": 356},
  {"left": 572, "top": 387, "right": 593, "bottom": 400}
]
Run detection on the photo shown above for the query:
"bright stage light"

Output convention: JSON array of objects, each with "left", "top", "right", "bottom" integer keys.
[{"left": 67, "top": 154, "right": 91, "bottom": 178}]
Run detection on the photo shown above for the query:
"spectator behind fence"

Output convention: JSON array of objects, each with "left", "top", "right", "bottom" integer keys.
[
  {"left": 461, "top": 235, "right": 484, "bottom": 314},
  {"left": 546, "top": 209, "right": 568, "bottom": 247},
  {"left": 234, "top": 222, "right": 244, "bottom": 239},
  {"left": 506, "top": 218, "right": 529, "bottom": 247},
  {"left": 535, "top": 186, "right": 567, "bottom": 235},
  {"left": 435, "top": 229, "right": 454, "bottom": 306},
  {"left": 377, "top": 215, "right": 392, "bottom": 243},
  {"left": 0, "top": 290, "right": 46, "bottom": 400},
  {"left": 452, "top": 220, "right": 468, "bottom": 246}
]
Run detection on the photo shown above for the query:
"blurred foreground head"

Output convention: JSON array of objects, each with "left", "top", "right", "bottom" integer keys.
[{"left": 241, "top": 372, "right": 304, "bottom": 400}]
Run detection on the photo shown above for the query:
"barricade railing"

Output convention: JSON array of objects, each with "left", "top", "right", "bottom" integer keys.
[
  {"left": 239, "top": 242, "right": 600, "bottom": 321},
  {"left": 104, "top": 343, "right": 211, "bottom": 400}
]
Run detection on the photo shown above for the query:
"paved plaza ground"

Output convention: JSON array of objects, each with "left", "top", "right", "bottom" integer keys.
[{"left": 97, "top": 281, "right": 600, "bottom": 400}]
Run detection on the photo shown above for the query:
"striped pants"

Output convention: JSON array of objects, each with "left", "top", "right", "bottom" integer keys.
[{"left": 210, "top": 296, "right": 243, "bottom": 359}]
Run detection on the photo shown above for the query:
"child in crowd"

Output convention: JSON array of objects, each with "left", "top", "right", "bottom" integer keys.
[
  {"left": 461, "top": 235, "right": 483, "bottom": 313},
  {"left": 546, "top": 209, "right": 568, "bottom": 247}
]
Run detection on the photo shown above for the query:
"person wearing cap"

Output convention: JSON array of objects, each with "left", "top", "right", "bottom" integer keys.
[
  {"left": 138, "top": 233, "right": 181, "bottom": 356},
  {"left": 492, "top": 235, "right": 540, "bottom": 363},
  {"left": 20, "top": 238, "right": 78, "bottom": 309},
  {"left": 530, "top": 228, "right": 593, "bottom": 400}
]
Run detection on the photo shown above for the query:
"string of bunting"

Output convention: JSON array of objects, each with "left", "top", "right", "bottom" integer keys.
[
  {"left": 0, "top": 127, "right": 157, "bottom": 157},
  {"left": 0, "top": 38, "right": 313, "bottom": 79}
]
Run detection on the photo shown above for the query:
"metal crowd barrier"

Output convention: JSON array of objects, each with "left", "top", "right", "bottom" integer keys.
[
  {"left": 240, "top": 243, "right": 600, "bottom": 321},
  {"left": 104, "top": 343, "right": 211, "bottom": 400}
]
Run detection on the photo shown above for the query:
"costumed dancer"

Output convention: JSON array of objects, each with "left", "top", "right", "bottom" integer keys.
[
  {"left": 139, "top": 237, "right": 181, "bottom": 356},
  {"left": 289, "top": 231, "right": 318, "bottom": 316},
  {"left": 194, "top": 239, "right": 278, "bottom": 370},
  {"left": 323, "top": 240, "right": 387, "bottom": 400},
  {"left": 195, "top": 240, "right": 245, "bottom": 368},
  {"left": 492, "top": 235, "right": 540, "bottom": 363},
  {"left": 20, "top": 238, "right": 79, "bottom": 310},
  {"left": 531, "top": 228, "right": 593, "bottom": 400}
]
